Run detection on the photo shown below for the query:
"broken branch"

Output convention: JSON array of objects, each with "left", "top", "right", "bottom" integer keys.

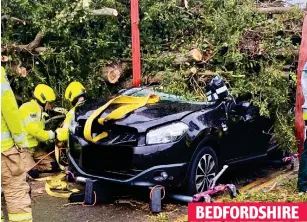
[
  {"left": 91, "top": 7, "right": 118, "bottom": 16},
  {"left": 1, "top": 32, "right": 45, "bottom": 53},
  {"left": 1, "top": 15, "right": 26, "bottom": 25},
  {"left": 173, "top": 48, "right": 203, "bottom": 65}
]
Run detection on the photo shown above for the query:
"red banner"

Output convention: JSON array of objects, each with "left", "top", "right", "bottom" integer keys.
[{"left": 188, "top": 203, "right": 307, "bottom": 221}]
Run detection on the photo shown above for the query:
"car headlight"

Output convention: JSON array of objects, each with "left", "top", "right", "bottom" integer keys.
[{"left": 146, "top": 122, "right": 188, "bottom": 145}]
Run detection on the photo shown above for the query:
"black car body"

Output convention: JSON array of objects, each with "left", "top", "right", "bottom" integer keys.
[{"left": 67, "top": 87, "right": 276, "bottom": 195}]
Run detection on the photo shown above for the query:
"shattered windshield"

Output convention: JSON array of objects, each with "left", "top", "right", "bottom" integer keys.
[
  {"left": 120, "top": 87, "right": 214, "bottom": 105},
  {"left": 120, "top": 87, "right": 183, "bottom": 101}
]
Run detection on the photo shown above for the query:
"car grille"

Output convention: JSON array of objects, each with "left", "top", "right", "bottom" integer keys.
[
  {"left": 74, "top": 123, "right": 138, "bottom": 146},
  {"left": 69, "top": 133, "right": 141, "bottom": 179}
]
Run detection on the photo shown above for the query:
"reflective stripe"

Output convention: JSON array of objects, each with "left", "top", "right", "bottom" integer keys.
[
  {"left": 62, "top": 123, "right": 70, "bottom": 128},
  {"left": 13, "top": 133, "right": 26, "bottom": 142},
  {"left": 208, "top": 95, "right": 212, "bottom": 102},
  {"left": 68, "top": 110, "right": 74, "bottom": 115},
  {"left": 1, "top": 131, "right": 11, "bottom": 140},
  {"left": 216, "top": 85, "right": 228, "bottom": 94},
  {"left": 213, "top": 93, "right": 218, "bottom": 99},
  {"left": 23, "top": 116, "right": 38, "bottom": 125},
  {"left": 1, "top": 82, "right": 11, "bottom": 95},
  {"left": 8, "top": 212, "right": 32, "bottom": 221},
  {"left": 206, "top": 91, "right": 212, "bottom": 96}
]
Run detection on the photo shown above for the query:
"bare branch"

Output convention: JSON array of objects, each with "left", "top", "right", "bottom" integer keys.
[
  {"left": 1, "top": 15, "right": 26, "bottom": 25},
  {"left": 2, "top": 32, "right": 45, "bottom": 53},
  {"left": 27, "top": 32, "right": 43, "bottom": 51},
  {"left": 34, "top": 47, "right": 48, "bottom": 53}
]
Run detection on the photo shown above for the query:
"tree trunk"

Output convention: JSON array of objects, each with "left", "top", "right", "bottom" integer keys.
[
  {"left": 173, "top": 48, "right": 203, "bottom": 65},
  {"left": 100, "top": 62, "right": 128, "bottom": 84}
]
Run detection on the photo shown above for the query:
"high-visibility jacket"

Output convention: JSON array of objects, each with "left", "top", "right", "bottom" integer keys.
[
  {"left": 1, "top": 66, "right": 28, "bottom": 152},
  {"left": 19, "top": 99, "right": 55, "bottom": 149},
  {"left": 302, "top": 62, "right": 307, "bottom": 120}
]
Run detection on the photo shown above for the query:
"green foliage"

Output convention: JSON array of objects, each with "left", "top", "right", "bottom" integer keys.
[{"left": 1, "top": 0, "right": 303, "bottom": 151}]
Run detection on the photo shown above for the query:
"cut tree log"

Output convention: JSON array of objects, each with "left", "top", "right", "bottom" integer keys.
[
  {"left": 12, "top": 62, "right": 28, "bottom": 77},
  {"left": 173, "top": 48, "right": 203, "bottom": 65},
  {"left": 100, "top": 62, "right": 128, "bottom": 84},
  {"left": 256, "top": 7, "right": 297, "bottom": 14}
]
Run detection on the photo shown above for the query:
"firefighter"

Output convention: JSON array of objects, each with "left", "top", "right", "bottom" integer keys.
[
  {"left": 1, "top": 66, "right": 32, "bottom": 222},
  {"left": 19, "top": 84, "right": 57, "bottom": 178},
  {"left": 298, "top": 61, "right": 307, "bottom": 192},
  {"left": 56, "top": 81, "right": 86, "bottom": 142}
]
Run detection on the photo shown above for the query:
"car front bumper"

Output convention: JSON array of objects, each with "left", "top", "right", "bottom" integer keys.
[
  {"left": 67, "top": 132, "right": 190, "bottom": 187},
  {"left": 68, "top": 153, "right": 188, "bottom": 187}
]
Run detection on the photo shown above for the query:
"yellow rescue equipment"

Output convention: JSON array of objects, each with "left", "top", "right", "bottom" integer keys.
[
  {"left": 44, "top": 173, "right": 79, "bottom": 198},
  {"left": 84, "top": 94, "right": 160, "bottom": 143}
]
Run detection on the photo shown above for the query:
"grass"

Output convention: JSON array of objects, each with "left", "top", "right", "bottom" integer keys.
[
  {"left": 222, "top": 178, "right": 307, "bottom": 202},
  {"left": 149, "top": 213, "right": 170, "bottom": 222}
]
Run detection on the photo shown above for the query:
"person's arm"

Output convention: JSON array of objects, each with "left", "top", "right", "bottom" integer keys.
[
  {"left": 1, "top": 67, "right": 28, "bottom": 148},
  {"left": 56, "top": 109, "right": 75, "bottom": 141}
]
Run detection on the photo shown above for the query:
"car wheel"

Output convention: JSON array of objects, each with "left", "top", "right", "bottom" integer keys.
[{"left": 186, "top": 146, "right": 218, "bottom": 195}]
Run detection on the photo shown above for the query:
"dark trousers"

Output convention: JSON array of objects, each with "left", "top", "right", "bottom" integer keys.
[{"left": 298, "top": 128, "right": 307, "bottom": 192}]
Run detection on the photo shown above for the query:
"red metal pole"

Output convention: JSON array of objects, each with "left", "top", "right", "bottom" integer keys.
[
  {"left": 131, "top": 0, "right": 141, "bottom": 87},
  {"left": 295, "top": 14, "right": 307, "bottom": 158}
]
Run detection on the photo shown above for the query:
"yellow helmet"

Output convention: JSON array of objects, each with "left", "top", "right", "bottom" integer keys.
[
  {"left": 65, "top": 81, "right": 86, "bottom": 103},
  {"left": 34, "top": 84, "right": 56, "bottom": 104}
]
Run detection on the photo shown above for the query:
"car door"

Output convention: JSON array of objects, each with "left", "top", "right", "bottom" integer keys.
[
  {"left": 245, "top": 105, "right": 273, "bottom": 155},
  {"left": 226, "top": 102, "right": 272, "bottom": 159},
  {"left": 219, "top": 102, "right": 252, "bottom": 162}
]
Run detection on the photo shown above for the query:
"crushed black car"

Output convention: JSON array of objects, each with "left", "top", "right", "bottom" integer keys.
[{"left": 67, "top": 84, "right": 276, "bottom": 195}]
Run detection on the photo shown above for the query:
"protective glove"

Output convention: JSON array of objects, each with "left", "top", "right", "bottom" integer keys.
[{"left": 56, "top": 128, "right": 68, "bottom": 142}]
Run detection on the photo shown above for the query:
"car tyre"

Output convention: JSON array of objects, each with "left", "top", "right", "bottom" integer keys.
[{"left": 186, "top": 146, "right": 218, "bottom": 196}]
